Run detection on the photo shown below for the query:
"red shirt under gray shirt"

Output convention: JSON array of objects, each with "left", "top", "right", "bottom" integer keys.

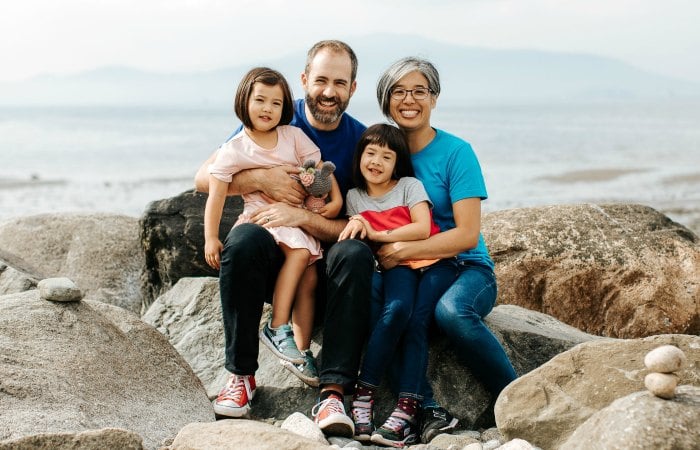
[{"left": 345, "top": 176, "right": 439, "bottom": 269}]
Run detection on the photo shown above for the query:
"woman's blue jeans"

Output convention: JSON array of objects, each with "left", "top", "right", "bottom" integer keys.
[
  {"left": 361, "top": 260, "right": 457, "bottom": 399},
  {"left": 371, "top": 260, "right": 517, "bottom": 404}
]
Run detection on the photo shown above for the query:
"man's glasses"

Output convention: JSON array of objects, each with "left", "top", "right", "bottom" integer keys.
[{"left": 390, "top": 87, "right": 433, "bottom": 101}]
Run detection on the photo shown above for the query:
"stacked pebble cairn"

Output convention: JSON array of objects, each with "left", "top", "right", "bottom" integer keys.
[{"left": 643, "top": 345, "right": 687, "bottom": 399}]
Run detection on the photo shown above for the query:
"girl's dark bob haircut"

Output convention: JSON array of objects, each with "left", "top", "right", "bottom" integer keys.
[
  {"left": 234, "top": 67, "right": 294, "bottom": 130},
  {"left": 352, "top": 123, "right": 414, "bottom": 191}
]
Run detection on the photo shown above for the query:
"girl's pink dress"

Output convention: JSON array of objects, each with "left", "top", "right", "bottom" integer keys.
[{"left": 208, "top": 125, "right": 322, "bottom": 262}]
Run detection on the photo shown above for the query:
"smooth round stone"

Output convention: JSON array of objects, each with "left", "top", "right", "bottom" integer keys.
[
  {"left": 644, "top": 372, "right": 678, "bottom": 399},
  {"left": 38, "top": 277, "right": 83, "bottom": 302},
  {"left": 464, "top": 443, "right": 485, "bottom": 450},
  {"left": 644, "top": 345, "right": 687, "bottom": 373}
]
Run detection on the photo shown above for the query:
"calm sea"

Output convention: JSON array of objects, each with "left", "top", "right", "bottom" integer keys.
[{"left": 1, "top": 100, "right": 699, "bottom": 233}]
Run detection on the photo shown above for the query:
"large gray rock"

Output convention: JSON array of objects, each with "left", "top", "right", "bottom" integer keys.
[
  {"left": 0, "top": 428, "right": 144, "bottom": 450},
  {"left": 482, "top": 203, "right": 700, "bottom": 338},
  {"left": 139, "top": 190, "right": 242, "bottom": 307},
  {"left": 561, "top": 385, "right": 700, "bottom": 450},
  {"left": 0, "top": 261, "right": 38, "bottom": 296},
  {"left": 144, "top": 277, "right": 598, "bottom": 428},
  {"left": 495, "top": 334, "right": 700, "bottom": 450},
  {"left": 0, "top": 213, "right": 144, "bottom": 314},
  {"left": 484, "top": 304, "right": 603, "bottom": 377},
  {"left": 142, "top": 277, "right": 230, "bottom": 399},
  {"left": 0, "top": 289, "right": 214, "bottom": 450},
  {"left": 142, "top": 277, "right": 321, "bottom": 420}
]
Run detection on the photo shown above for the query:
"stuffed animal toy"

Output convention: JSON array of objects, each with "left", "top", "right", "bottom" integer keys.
[{"left": 298, "top": 159, "right": 336, "bottom": 213}]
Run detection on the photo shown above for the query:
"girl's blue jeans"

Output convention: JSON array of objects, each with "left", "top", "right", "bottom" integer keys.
[
  {"left": 371, "top": 259, "right": 517, "bottom": 404},
  {"left": 361, "top": 260, "right": 457, "bottom": 399}
]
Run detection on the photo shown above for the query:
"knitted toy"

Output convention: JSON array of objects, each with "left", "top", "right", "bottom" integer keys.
[{"left": 298, "top": 159, "right": 336, "bottom": 213}]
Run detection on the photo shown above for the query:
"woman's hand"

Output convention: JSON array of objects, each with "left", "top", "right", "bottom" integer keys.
[
  {"left": 376, "top": 241, "right": 409, "bottom": 270},
  {"left": 338, "top": 217, "right": 366, "bottom": 241},
  {"left": 204, "top": 238, "right": 223, "bottom": 270}
]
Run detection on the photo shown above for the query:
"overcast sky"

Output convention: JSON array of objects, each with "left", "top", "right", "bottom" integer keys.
[{"left": 2, "top": 0, "right": 699, "bottom": 83}]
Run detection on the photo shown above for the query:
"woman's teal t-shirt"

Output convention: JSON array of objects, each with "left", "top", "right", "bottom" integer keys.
[{"left": 411, "top": 128, "right": 494, "bottom": 271}]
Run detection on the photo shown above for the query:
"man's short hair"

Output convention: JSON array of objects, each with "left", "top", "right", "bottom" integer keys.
[{"left": 305, "top": 40, "right": 358, "bottom": 82}]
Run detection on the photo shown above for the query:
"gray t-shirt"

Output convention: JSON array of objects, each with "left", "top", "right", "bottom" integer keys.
[{"left": 346, "top": 177, "right": 432, "bottom": 217}]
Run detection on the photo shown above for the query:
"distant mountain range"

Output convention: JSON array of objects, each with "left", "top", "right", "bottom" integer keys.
[{"left": 2, "top": 33, "right": 699, "bottom": 108}]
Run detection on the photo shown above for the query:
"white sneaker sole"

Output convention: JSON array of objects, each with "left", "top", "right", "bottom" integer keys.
[
  {"left": 317, "top": 414, "right": 354, "bottom": 438},
  {"left": 422, "top": 417, "right": 458, "bottom": 443},
  {"left": 370, "top": 432, "right": 418, "bottom": 448},
  {"left": 280, "top": 359, "right": 320, "bottom": 387}
]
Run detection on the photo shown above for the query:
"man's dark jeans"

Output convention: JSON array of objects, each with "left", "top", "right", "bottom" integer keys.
[{"left": 219, "top": 223, "right": 374, "bottom": 392}]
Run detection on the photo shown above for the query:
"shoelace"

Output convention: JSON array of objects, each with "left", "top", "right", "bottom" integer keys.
[
  {"left": 351, "top": 399, "right": 373, "bottom": 423},
  {"left": 383, "top": 410, "right": 412, "bottom": 432},
  {"left": 312, "top": 397, "right": 345, "bottom": 418},
  {"left": 220, "top": 375, "right": 250, "bottom": 403}
]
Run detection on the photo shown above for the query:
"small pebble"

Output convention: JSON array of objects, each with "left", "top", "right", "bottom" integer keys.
[
  {"left": 496, "top": 438, "right": 537, "bottom": 450},
  {"left": 644, "top": 372, "right": 679, "bottom": 399},
  {"left": 480, "top": 427, "right": 504, "bottom": 443},
  {"left": 644, "top": 345, "right": 687, "bottom": 373},
  {"left": 483, "top": 439, "right": 502, "bottom": 450},
  {"left": 38, "top": 277, "right": 82, "bottom": 302},
  {"left": 464, "top": 443, "right": 484, "bottom": 450}
]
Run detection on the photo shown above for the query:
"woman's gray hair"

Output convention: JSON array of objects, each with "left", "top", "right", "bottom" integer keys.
[{"left": 376, "top": 57, "right": 441, "bottom": 119}]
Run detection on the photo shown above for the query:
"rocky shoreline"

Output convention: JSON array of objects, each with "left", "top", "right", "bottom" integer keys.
[{"left": 0, "top": 192, "right": 698, "bottom": 449}]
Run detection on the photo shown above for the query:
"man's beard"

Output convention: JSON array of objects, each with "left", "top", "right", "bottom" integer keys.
[{"left": 305, "top": 93, "right": 349, "bottom": 125}]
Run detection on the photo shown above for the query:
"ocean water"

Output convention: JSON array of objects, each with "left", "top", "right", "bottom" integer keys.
[{"left": 1, "top": 100, "right": 699, "bottom": 233}]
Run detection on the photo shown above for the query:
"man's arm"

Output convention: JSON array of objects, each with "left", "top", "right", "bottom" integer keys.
[
  {"left": 194, "top": 151, "right": 218, "bottom": 193},
  {"left": 249, "top": 202, "right": 348, "bottom": 243},
  {"left": 194, "top": 151, "right": 307, "bottom": 204}
]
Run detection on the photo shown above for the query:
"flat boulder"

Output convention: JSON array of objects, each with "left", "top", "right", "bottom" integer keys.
[
  {"left": 0, "top": 289, "right": 214, "bottom": 449},
  {"left": 0, "top": 428, "right": 144, "bottom": 450},
  {"left": 495, "top": 334, "right": 700, "bottom": 450},
  {"left": 167, "top": 420, "right": 329, "bottom": 450},
  {"left": 0, "top": 213, "right": 144, "bottom": 314},
  {"left": 483, "top": 203, "right": 699, "bottom": 338}
]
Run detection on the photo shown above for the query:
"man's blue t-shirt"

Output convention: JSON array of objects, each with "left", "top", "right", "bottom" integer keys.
[{"left": 226, "top": 98, "right": 366, "bottom": 199}]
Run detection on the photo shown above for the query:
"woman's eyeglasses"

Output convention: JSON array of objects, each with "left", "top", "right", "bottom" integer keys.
[{"left": 390, "top": 87, "right": 433, "bottom": 101}]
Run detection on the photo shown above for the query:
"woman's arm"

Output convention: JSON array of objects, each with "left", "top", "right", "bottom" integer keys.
[{"left": 375, "top": 197, "right": 481, "bottom": 269}]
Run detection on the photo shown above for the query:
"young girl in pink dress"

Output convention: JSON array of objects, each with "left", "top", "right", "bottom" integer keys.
[{"left": 204, "top": 67, "right": 342, "bottom": 396}]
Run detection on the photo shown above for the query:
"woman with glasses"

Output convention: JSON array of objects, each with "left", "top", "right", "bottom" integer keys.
[{"left": 372, "top": 57, "right": 518, "bottom": 444}]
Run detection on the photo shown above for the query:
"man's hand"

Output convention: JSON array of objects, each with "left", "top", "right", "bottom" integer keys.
[
  {"left": 257, "top": 166, "right": 307, "bottom": 205},
  {"left": 251, "top": 202, "right": 309, "bottom": 229}
]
